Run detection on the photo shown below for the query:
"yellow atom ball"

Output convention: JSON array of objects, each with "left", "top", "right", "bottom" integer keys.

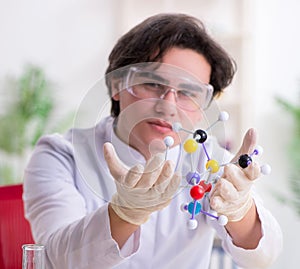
[
  {"left": 183, "top": 139, "right": 198, "bottom": 153},
  {"left": 206, "top": 159, "right": 220, "bottom": 173}
]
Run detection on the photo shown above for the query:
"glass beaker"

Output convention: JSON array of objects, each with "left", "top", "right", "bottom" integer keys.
[{"left": 22, "top": 244, "right": 45, "bottom": 269}]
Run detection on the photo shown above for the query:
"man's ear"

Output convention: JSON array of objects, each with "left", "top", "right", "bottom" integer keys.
[
  {"left": 112, "top": 92, "right": 120, "bottom": 101},
  {"left": 111, "top": 79, "right": 121, "bottom": 101}
]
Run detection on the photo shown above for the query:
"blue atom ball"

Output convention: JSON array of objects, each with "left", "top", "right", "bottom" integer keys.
[{"left": 188, "top": 201, "right": 202, "bottom": 215}]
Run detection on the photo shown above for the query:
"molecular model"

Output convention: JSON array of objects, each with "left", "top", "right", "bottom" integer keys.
[{"left": 163, "top": 111, "right": 271, "bottom": 230}]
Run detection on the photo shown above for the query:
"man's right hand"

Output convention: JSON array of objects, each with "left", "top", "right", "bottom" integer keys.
[{"left": 103, "top": 142, "right": 181, "bottom": 225}]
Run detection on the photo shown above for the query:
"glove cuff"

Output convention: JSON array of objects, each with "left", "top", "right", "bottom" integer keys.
[
  {"left": 110, "top": 194, "right": 150, "bottom": 226},
  {"left": 226, "top": 195, "right": 254, "bottom": 222}
]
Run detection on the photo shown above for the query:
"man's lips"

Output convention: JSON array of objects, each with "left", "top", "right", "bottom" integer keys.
[{"left": 148, "top": 120, "right": 173, "bottom": 133}]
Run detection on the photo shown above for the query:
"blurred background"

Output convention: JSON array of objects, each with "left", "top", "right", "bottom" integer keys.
[{"left": 0, "top": 0, "right": 299, "bottom": 268}]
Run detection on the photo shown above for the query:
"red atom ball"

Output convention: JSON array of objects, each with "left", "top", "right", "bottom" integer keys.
[
  {"left": 190, "top": 185, "right": 205, "bottom": 200},
  {"left": 199, "top": 181, "right": 212, "bottom": 193}
]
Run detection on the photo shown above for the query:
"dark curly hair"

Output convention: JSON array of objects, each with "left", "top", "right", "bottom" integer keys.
[{"left": 105, "top": 13, "right": 236, "bottom": 117}]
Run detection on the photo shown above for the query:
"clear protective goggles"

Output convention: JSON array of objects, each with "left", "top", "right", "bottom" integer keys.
[{"left": 117, "top": 62, "right": 214, "bottom": 112}]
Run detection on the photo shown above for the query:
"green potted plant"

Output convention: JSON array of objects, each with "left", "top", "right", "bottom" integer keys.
[
  {"left": 276, "top": 94, "right": 300, "bottom": 217},
  {"left": 0, "top": 64, "right": 72, "bottom": 185}
]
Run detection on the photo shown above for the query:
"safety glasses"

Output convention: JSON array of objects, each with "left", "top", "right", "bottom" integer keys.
[{"left": 117, "top": 63, "right": 214, "bottom": 112}]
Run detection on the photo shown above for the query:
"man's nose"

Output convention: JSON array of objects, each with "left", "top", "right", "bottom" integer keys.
[{"left": 155, "top": 88, "right": 178, "bottom": 117}]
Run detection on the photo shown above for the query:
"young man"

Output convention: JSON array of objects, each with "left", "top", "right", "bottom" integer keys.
[{"left": 23, "top": 13, "right": 282, "bottom": 268}]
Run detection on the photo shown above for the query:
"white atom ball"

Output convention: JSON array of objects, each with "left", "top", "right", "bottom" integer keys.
[
  {"left": 187, "top": 219, "right": 198, "bottom": 230},
  {"left": 164, "top": 136, "right": 174, "bottom": 147},
  {"left": 172, "top": 122, "right": 182, "bottom": 132},
  {"left": 261, "top": 164, "right": 271, "bottom": 175},
  {"left": 255, "top": 145, "right": 264, "bottom": 156},
  {"left": 218, "top": 111, "right": 229, "bottom": 122},
  {"left": 218, "top": 215, "right": 228, "bottom": 226}
]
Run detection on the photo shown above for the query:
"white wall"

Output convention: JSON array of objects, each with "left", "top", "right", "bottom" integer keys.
[
  {"left": 0, "top": 0, "right": 120, "bottom": 182},
  {"left": 254, "top": 1, "right": 300, "bottom": 268},
  {"left": 1, "top": 0, "right": 300, "bottom": 268},
  {"left": 0, "top": 0, "right": 117, "bottom": 118}
]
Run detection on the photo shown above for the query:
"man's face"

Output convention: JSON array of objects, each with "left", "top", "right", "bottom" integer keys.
[{"left": 113, "top": 47, "right": 212, "bottom": 159}]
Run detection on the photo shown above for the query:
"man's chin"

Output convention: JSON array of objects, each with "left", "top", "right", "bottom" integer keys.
[{"left": 148, "top": 138, "right": 168, "bottom": 156}]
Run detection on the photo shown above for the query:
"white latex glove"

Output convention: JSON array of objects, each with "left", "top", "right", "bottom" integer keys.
[
  {"left": 103, "top": 142, "right": 181, "bottom": 225},
  {"left": 210, "top": 128, "right": 261, "bottom": 222}
]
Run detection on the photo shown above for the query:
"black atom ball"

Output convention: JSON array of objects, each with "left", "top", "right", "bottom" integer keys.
[
  {"left": 193, "top": 129, "right": 207, "bottom": 143},
  {"left": 238, "top": 154, "right": 252, "bottom": 168}
]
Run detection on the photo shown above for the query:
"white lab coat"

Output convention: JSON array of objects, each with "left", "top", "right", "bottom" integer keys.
[{"left": 23, "top": 116, "right": 282, "bottom": 269}]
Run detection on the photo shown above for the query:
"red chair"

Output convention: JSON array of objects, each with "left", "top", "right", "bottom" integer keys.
[{"left": 0, "top": 184, "right": 34, "bottom": 269}]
